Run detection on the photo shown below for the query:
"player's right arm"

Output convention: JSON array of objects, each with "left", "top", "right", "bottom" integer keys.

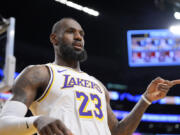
[{"left": 0, "top": 65, "right": 73, "bottom": 135}]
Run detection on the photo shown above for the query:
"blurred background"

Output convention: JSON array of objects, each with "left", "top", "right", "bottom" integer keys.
[{"left": 0, "top": 0, "right": 180, "bottom": 134}]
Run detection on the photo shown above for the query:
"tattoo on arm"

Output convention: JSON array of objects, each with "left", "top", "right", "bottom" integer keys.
[
  {"left": 12, "top": 77, "right": 32, "bottom": 104},
  {"left": 11, "top": 65, "right": 50, "bottom": 107}
]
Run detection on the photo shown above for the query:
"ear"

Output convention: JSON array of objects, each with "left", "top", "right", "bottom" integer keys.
[{"left": 50, "top": 33, "right": 58, "bottom": 45}]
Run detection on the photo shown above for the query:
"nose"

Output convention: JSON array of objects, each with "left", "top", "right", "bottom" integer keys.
[{"left": 74, "top": 31, "right": 82, "bottom": 41}]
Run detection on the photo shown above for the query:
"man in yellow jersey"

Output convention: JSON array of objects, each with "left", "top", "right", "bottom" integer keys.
[{"left": 0, "top": 18, "right": 180, "bottom": 135}]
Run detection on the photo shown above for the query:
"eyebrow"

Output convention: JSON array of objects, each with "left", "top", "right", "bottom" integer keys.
[{"left": 67, "top": 27, "right": 85, "bottom": 36}]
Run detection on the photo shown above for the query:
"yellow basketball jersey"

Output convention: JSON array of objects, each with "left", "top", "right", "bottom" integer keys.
[{"left": 30, "top": 63, "right": 111, "bottom": 135}]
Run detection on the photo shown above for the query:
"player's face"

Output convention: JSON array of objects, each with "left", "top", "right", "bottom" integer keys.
[
  {"left": 57, "top": 19, "right": 87, "bottom": 62},
  {"left": 61, "top": 20, "right": 85, "bottom": 51}
]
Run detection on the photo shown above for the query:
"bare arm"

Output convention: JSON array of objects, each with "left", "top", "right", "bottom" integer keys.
[
  {"left": 0, "top": 65, "right": 50, "bottom": 135},
  {"left": 106, "top": 77, "right": 179, "bottom": 135},
  {"left": 11, "top": 65, "right": 50, "bottom": 107},
  {"left": 106, "top": 90, "right": 149, "bottom": 135},
  {"left": 1, "top": 65, "right": 74, "bottom": 135}
]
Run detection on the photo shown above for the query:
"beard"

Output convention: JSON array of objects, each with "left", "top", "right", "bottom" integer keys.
[{"left": 59, "top": 42, "right": 88, "bottom": 62}]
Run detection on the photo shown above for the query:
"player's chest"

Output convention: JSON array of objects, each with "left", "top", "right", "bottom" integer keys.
[{"left": 52, "top": 71, "right": 103, "bottom": 93}]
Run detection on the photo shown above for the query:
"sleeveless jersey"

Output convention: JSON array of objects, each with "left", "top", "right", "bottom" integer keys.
[{"left": 30, "top": 63, "right": 111, "bottom": 135}]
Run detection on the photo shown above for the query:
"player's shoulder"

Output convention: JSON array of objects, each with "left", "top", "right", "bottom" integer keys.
[
  {"left": 18, "top": 64, "right": 49, "bottom": 79},
  {"left": 24, "top": 64, "right": 47, "bottom": 71}
]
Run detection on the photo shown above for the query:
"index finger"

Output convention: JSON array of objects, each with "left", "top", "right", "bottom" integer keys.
[{"left": 171, "top": 80, "right": 180, "bottom": 86}]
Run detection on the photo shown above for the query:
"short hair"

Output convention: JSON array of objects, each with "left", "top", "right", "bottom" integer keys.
[{"left": 51, "top": 17, "right": 76, "bottom": 34}]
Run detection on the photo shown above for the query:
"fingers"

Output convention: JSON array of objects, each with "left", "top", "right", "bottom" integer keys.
[
  {"left": 157, "top": 83, "right": 169, "bottom": 93},
  {"left": 163, "top": 79, "right": 180, "bottom": 87},
  {"left": 39, "top": 129, "right": 46, "bottom": 135},
  {"left": 37, "top": 120, "right": 73, "bottom": 135},
  {"left": 57, "top": 120, "right": 73, "bottom": 135},
  {"left": 163, "top": 80, "right": 173, "bottom": 88},
  {"left": 171, "top": 79, "right": 180, "bottom": 86},
  {"left": 44, "top": 126, "right": 54, "bottom": 135},
  {"left": 35, "top": 116, "right": 74, "bottom": 135},
  {"left": 152, "top": 77, "right": 165, "bottom": 84},
  {"left": 39, "top": 126, "right": 60, "bottom": 135},
  {"left": 50, "top": 123, "right": 64, "bottom": 135},
  {"left": 64, "top": 129, "right": 74, "bottom": 135},
  {"left": 152, "top": 77, "right": 180, "bottom": 88},
  {"left": 146, "top": 77, "right": 179, "bottom": 101}
]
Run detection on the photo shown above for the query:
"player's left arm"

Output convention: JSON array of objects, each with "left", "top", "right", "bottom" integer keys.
[{"left": 106, "top": 77, "right": 180, "bottom": 135}]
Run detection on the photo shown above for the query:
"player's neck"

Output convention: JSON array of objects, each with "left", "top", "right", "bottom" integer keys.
[{"left": 54, "top": 57, "right": 81, "bottom": 72}]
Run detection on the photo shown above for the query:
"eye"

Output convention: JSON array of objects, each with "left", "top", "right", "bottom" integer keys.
[
  {"left": 66, "top": 28, "right": 74, "bottom": 33},
  {"left": 80, "top": 31, "right": 85, "bottom": 37}
]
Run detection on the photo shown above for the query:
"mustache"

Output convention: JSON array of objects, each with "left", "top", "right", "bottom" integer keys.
[{"left": 73, "top": 41, "right": 84, "bottom": 48}]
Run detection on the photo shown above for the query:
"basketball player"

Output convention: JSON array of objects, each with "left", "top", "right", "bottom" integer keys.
[{"left": 0, "top": 18, "right": 180, "bottom": 135}]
